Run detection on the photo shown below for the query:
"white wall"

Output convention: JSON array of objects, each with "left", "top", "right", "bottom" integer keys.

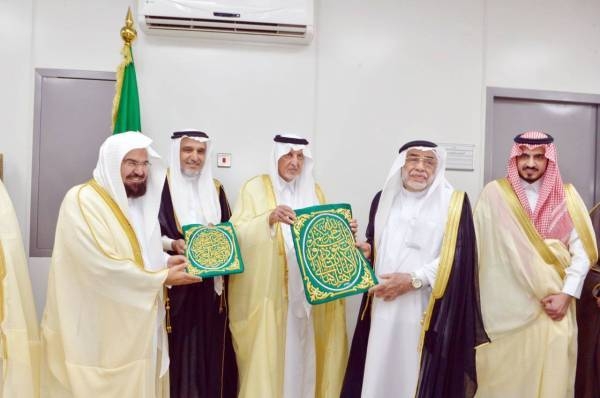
[
  {"left": 136, "top": 34, "right": 316, "bottom": 200},
  {"left": 1, "top": 0, "right": 34, "bottom": 242},
  {"left": 315, "top": 0, "right": 484, "bottom": 227},
  {"left": 3, "top": 0, "right": 600, "bottom": 327},
  {"left": 486, "top": 0, "right": 600, "bottom": 94},
  {"left": 314, "top": 0, "right": 485, "bottom": 333}
]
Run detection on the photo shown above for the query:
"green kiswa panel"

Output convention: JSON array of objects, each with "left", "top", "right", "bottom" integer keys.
[
  {"left": 183, "top": 222, "right": 244, "bottom": 278},
  {"left": 290, "top": 203, "right": 377, "bottom": 304}
]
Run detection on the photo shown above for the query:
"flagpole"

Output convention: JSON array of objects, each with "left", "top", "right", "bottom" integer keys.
[
  {"left": 112, "top": 7, "right": 142, "bottom": 134},
  {"left": 121, "top": 7, "right": 137, "bottom": 46}
]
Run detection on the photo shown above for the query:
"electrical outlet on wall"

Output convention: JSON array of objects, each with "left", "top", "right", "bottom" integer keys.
[{"left": 217, "top": 153, "right": 231, "bottom": 168}]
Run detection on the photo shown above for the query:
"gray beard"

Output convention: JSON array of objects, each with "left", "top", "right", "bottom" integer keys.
[{"left": 181, "top": 168, "right": 201, "bottom": 178}]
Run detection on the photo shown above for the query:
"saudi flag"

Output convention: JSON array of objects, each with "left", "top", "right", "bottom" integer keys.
[{"left": 111, "top": 42, "right": 141, "bottom": 134}]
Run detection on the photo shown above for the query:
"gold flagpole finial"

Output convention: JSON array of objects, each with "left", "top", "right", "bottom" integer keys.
[{"left": 120, "top": 7, "right": 137, "bottom": 46}]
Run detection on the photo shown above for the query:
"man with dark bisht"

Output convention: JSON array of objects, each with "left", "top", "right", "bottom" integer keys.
[
  {"left": 341, "top": 140, "right": 487, "bottom": 398},
  {"left": 42, "top": 131, "right": 200, "bottom": 397},
  {"left": 575, "top": 203, "right": 600, "bottom": 398},
  {"left": 475, "top": 131, "right": 597, "bottom": 397},
  {"left": 228, "top": 134, "right": 347, "bottom": 398},
  {"left": 158, "top": 129, "right": 238, "bottom": 398}
]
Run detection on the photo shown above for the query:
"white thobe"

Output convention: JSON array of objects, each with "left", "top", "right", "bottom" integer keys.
[
  {"left": 361, "top": 187, "right": 444, "bottom": 398},
  {"left": 129, "top": 198, "right": 170, "bottom": 379},
  {"left": 276, "top": 178, "right": 317, "bottom": 398},
  {"left": 161, "top": 175, "right": 203, "bottom": 250}
]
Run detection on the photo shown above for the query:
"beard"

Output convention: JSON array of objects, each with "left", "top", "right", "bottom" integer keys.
[
  {"left": 181, "top": 167, "right": 201, "bottom": 178},
  {"left": 404, "top": 179, "right": 428, "bottom": 191},
  {"left": 519, "top": 167, "right": 542, "bottom": 183},
  {"left": 401, "top": 167, "right": 432, "bottom": 192},
  {"left": 124, "top": 180, "right": 147, "bottom": 198}
]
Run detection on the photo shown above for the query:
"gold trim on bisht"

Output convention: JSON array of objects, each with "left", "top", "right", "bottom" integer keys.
[
  {"left": 165, "top": 170, "right": 183, "bottom": 235},
  {"left": 260, "top": 175, "right": 326, "bottom": 302},
  {"left": 418, "top": 190, "right": 464, "bottom": 352},
  {"left": 497, "top": 178, "right": 565, "bottom": 278},
  {"left": 84, "top": 179, "right": 147, "bottom": 270},
  {"left": 564, "top": 183, "right": 598, "bottom": 266},
  {"left": 262, "top": 175, "right": 288, "bottom": 298},
  {"left": 0, "top": 241, "right": 7, "bottom": 360}
]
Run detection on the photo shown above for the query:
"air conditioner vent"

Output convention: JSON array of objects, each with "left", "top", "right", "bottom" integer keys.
[
  {"left": 139, "top": 0, "right": 314, "bottom": 44},
  {"left": 144, "top": 15, "right": 307, "bottom": 37}
]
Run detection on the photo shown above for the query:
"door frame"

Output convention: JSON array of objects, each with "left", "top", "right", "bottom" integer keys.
[
  {"left": 485, "top": 86, "right": 600, "bottom": 204},
  {"left": 31, "top": 68, "right": 115, "bottom": 257}
]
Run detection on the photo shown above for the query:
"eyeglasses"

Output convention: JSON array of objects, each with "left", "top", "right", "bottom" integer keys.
[
  {"left": 405, "top": 156, "right": 437, "bottom": 168},
  {"left": 122, "top": 159, "right": 151, "bottom": 169}
]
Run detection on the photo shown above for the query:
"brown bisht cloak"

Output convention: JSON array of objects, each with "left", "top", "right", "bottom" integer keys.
[
  {"left": 341, "top": 191, "right": 488, "bottom": 398},
  {"left": 158, "top": 178, "right": 238, "bottom": 398},
  {"left": 575, "top": 203, "right": 600, "bottom": 398}
]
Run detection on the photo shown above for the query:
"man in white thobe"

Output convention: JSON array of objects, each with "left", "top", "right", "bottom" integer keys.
[{"left": 342, "top": 140, "right": 486, "bottom": 398}]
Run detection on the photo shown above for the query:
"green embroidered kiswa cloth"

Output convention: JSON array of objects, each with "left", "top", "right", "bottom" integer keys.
[
  {"left": 183, "top": 222, "right": 245, "bottom": 278},
  {"left": 290, "top": 203, "right": 377, "bottom": 305}
]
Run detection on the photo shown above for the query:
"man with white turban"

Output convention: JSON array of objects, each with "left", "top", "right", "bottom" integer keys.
[
  {"left": 41, "top": 131, "right": 200, "bottom": 398},
  {"left": 228, "top": 134, "right": 347, "bottom": 398},
  {"left": 0, "top": 179, "right": 39, "bottom": 397},
  {"left": 475, "top": 131, "right": 597, "bottom": 397},
  {"left": 342, "top": 140, "right": 487, "bottom": 398},
  {"left": 158, "top": 130, "right": 237, "bottom": 398}
]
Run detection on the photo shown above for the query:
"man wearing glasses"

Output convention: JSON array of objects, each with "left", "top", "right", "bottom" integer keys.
[
  {"left": 41, "top": 131, "right": 200, "bottom": 398},
  {"left": 342, "top": 140, "right": 487, "bottom": 398}
]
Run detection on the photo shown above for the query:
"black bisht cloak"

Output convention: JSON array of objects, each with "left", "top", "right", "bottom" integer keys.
[
  {"left": 575, "top": 204, "right": 600, "bottom": 398},
  {"left": 341, "top": 191, "right": 489, "bottom": 398},
  {"left": 159, "top": 178, "right": 239, "bottom": 398}
]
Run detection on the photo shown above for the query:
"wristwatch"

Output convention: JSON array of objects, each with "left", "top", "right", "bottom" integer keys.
[{"left": 410, "top": 272, "right": 423, "bottom": 289}]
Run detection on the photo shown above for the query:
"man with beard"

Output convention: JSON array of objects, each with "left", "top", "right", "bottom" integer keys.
[
  {"left": 0, "top": 179, "right": 40, "bottom": 397},
  {"left": 475, "top": 131, "right": 597, "bottom": 397},
  {"left": 228, "top": 134, "right": 348, "bottom": 398},
  {"left": 41, "top": 131, "right": 201, "bottom": 398},
  {"left": 341, "top": 140, "right": 487, "bottom": 398},
  {"left": 158, "top": 130, "right": 238, "bottom": 398}
]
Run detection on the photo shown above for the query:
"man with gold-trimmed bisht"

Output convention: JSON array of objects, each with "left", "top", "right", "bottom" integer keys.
[
  {"left": 475, "top": 131, "right": 597, "bottom": 398},
  {"left": 228, "top": 134, "right": 347, "bottom": 398},
  {"left": 341, "top": 140, "right": 488, "bottom": 398},
  {"left": 158, "top": 129, "right": 238, "bottom": 398},
  {"left": 0, "top": 179, "right": 40, "bottom": 397},
  {"left": 41, "top": 131, "right": 200, "bottom": 397}
]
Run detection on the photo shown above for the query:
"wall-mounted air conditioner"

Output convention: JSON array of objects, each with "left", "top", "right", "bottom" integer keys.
[{"left": 138, "top": 0, "right": 314, "bottom": 44}]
